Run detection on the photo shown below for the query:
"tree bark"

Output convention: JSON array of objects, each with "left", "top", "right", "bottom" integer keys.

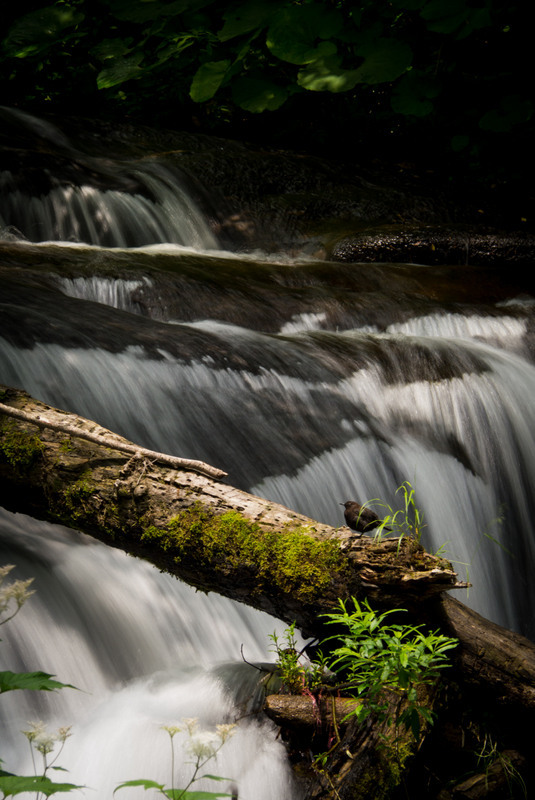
[{"left": 264, "top": 687, "right": 439, "bottom": 800}]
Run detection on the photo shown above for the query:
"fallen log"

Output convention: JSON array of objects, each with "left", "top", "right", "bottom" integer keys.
[{"left": 0, "top": 384, "right": 461, "bottom": 635}]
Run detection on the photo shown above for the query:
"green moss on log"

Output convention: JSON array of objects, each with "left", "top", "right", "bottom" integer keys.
[
  {"left": 61, "top": 470, "right": 97, "bottom": 523},
  {"left": 0, "top": 420, "right": 44, "bottom": 471},
  {"left": 142, "top": 504, "right": 348, "bottom": 600}
]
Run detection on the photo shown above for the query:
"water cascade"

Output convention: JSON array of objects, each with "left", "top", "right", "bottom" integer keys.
[{"left": 1, "top": 109, "right": 534, "bottom": 798}]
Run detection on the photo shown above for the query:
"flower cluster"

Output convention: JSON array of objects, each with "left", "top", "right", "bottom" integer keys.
[
  {"left": 0, "top": 564, "right": 35, "bottom": 624},
  {"left": 21, "top": 720, "right": 72, "bottom": 757},
  {"left": 161, "top": 717, "right": 237, "bottom": 761}
]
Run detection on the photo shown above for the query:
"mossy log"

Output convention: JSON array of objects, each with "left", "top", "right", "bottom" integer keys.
[
  {"left": 0, "top": 384, "right": 461, "bottom": 636},
  {"left": 2, "top": 385, "right": 535, "bottom": 696}
]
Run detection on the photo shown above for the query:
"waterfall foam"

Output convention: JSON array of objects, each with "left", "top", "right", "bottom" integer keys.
[{"left": 0, "top": 509, "right": 302, "bottom": 799}]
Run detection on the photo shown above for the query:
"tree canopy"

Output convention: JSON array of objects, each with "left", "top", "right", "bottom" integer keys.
[{"left": 1, "top": 0, "right": 532, "bottom": 204}]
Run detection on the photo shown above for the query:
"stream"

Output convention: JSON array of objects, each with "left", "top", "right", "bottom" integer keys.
[{"left": 1, "top": 107, "right": 534, "bottom": 798}]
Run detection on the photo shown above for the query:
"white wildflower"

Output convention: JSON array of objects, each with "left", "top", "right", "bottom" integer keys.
[
  {"left": 21, "top": 721, "right": 71, "bottom": 755},
  {"left": 186, "top": 730, "right": 220, "bottom": 760},
  {"left": 216, "top": 723, "right": 236, "bottom": 743},
  {"left": 57, "top": 725, "right": 72, "bottom": 742},
  {"left": 21, "top": 720, "right": 47, "bottom": 743},
  {"left": 182, "top": 717, "right": 199, "bottom": 736},
  {"left": 0, "top": 564, "right": 35, "bottom": 623},
  {"left": 35, "top": 731, "right": 56, "bottom": 756},
  {"left": 161, "top": 724, "right": 182, "bottom": 738},
  {"left": 0, "top": 564, "right": 15, "bottom": 583}
]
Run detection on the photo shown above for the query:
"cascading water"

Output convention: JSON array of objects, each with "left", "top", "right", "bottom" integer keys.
[
  {"left": 1, "top": 108, "right": 535, "bottom": 798},
  {"left": 0, "top": 106, "right": 218, "bottom": 250},
  {"left": 0, "top": 510, "right": 300, "bottom": 798}
]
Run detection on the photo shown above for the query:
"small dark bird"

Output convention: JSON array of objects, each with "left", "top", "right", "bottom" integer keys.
[{"left": 341, "top": 501, "right": 388, "bottom": 535}]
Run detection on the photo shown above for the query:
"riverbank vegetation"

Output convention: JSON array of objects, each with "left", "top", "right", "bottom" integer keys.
[{"left": 0, "top": 1, "right": 532, "bottom": 221}]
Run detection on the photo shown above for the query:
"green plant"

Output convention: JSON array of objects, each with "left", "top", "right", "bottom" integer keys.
[
  {"left": 1, "top": 0, "right": 532, "bottom": 192},
  {"left": 0, "top": 565, "right": 80, "bottom": 799},
  {"left": 321, "top": 597, "right": 458, "bottom": 740},
  {"left": 268, "top": 623, "right": 307, "bottom": 695},
  {"left": 363, "top": 481, "right": 427, "bottom": 549},
  {"left": 474, "top": 733, "right": 527, "bottom": 798},
  {"left": 269, "top": 623, "right": 331, "bottom": 696},
  {"left": 114, "top": 718, "right": 236, "bottom": 799}
]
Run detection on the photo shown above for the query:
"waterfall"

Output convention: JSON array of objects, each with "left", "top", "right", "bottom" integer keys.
[
  {"left": 1, "top": 108, "right": 535, "bottom": 799},
  {"left": 0, "top": 164, "right": 219, "bottom": 250},
  {"left": 0, "top": 108, "right": 218, "bottom": 250},
  {"left": 0, "top": 510, "right": 301, "bottom": 799},
  {"left": 1, "top": 320, "right": 534, "bottom": 635}
]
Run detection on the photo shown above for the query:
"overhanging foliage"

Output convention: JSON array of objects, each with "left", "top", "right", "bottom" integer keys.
[{"left": 0, "top": 0, "right": 531, "bottom": 173}]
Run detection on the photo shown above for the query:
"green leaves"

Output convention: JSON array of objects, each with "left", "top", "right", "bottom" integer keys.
[
  {"left": 97, "top": 0, "right": 206, "bottom": 24},
  {"left": 190, "top": 60, "right": 231, "bottom": 102},
  {"left": 391, "top": 71, "right": 440, "bottom": 117},
  {"left": 114, "top": 778, "right": 166, "bottom": 793},
  {"left": 2, "top": 6, "right": 85, "bottom": 59},
  {"left": 97, "top": 53, "right": 144, "bottom": 89},
  {"left": 479, "top": 95, "right": 534, "bottom": 132},
  {"left": 297, "top": 51, "right": 359, "bottom": 94},
  {"left": 0, "top": 0, "right": 532, "bottom": 179},
  {"left": 0, "top": 774, "right": 82, "bottom": 797},
  {"left": 420, "top": 0, "right": 491, "bottom": 38},
  {"left": 266, "top": 5, "right": 343, "bottom": 65},
  {"left": 0, "top": 670, "right": 76, "bottom": 694},
  {"left": 321, "top": 597, "right": 458, "bottom": 737},
  {"left": 353, "top": 38, "right": 412, "bottom": 85},
  {"left": 231, "top": 78, "right": 288, "bottom": 112},
  {"left": 218, "top": 2, "right": 283, "bottom": 42}
]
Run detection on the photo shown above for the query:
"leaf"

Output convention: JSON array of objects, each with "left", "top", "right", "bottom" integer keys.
[
  {"left": 218, "top": 1, "right": 282, "bottom": 42},
  {"left": 353, "top": 38, "right": 412, "bottom": 85},
  {"left": 2, "top": 6, "right": 85, "bottom": 59},
  {"left": 97, "top": 54, "right": 144, "bottom": 89},
  {"left": 98, "top": 0, "right": 196, "bottom": 24},
  {"left": 91, "top": 38, "right": 133, "bottom": 62},
  {"left": 165, "top": 792, "right": 233, "bottom": 800},
  {"left": 479, "top": 96, "right": 534, "bottom": 133},
  {"left": 190, "top": 60, "right": 231, "bottom": 102},
  {"left": 0, "top": 670, "right": 76, "bottom": 694},
  {"left": 266, "top": 5, "right": 343, "bottom": 65},
  {"left": 0, "top": 775, "right": 82, "bottom": 797},
  {"left": 420, "top": 0, "right": 491, "bottom": 38},
  {"left": 231, "top": 77, "right": 288, "bottom": 113},
  {"left": 391, "top": 71, "right": 439, "bottom": 117},
  {"left": 450, "top": 134, "right": 470, "bottom": 152},
  {"left": 114, "top": 778, "right": 165, "bottom": 793},
  {"left": 297, "top": 53, "right": 360, "bottom": 94}
]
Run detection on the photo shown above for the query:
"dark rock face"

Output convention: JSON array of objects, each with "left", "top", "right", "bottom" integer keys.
[{"left": 329, "top": 224, "right": 535, "bottom": 268}]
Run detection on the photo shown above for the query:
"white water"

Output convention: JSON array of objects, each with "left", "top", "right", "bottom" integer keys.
[
  {"left": 1, "top": 320, "right": 534, "bottom": 632},
  {"left": 1, "top": 107, "right": 535, "bottom": 799},
  {"left": 0, "top": 509, "right": 301, "bottom": 799},
  {"left": 58, "top": 276, "right": 153, "bottom": 314},
  {"left": 0, "top": 164, "right": 218, "bottom": 250}
]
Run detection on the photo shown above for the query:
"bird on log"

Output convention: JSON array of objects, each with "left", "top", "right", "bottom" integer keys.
[{"left": 341, "top": 500, "right": 390, "bottom": 536}]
